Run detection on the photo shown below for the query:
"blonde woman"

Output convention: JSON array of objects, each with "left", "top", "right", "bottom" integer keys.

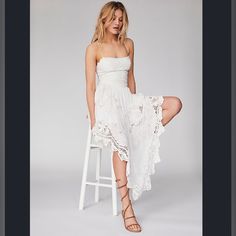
[{"left": 85, "top": 1, "right": 182, "bottom": 233}]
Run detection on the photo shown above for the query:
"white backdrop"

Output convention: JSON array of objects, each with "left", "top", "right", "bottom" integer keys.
[{"left": 31, "top": 1, "right": 202, "bottom": 235}]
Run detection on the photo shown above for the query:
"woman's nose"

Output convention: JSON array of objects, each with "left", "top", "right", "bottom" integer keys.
[{"left": 115, "top": 19, "right": 119, "bottom": 24}]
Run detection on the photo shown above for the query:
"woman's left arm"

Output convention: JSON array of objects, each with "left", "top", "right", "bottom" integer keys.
[{"left": 126, "top": 38, "right": 136, "bottom": 94}]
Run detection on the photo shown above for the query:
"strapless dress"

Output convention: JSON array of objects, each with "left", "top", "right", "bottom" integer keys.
[{"left": 91, "top": 55, "right": 165, "bottom": 201}]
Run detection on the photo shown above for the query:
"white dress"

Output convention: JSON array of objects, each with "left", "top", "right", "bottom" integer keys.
[{"left": 91, "top": 55, "right": 165, "bottom": 201}]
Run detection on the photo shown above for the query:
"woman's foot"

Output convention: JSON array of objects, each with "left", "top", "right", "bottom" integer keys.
[
  {"left": 121, "top": 197, "right": 142, "bottom": 232},
  {"left": 116, "top": 178, "right": 142, "bottom": 232}
]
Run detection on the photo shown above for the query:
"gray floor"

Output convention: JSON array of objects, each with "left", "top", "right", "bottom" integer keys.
[{"left": 31, "top": 169, "right": 202, "bottom": 236}]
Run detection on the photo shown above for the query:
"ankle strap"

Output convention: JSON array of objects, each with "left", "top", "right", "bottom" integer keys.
[
  {"left": 117, "top": 180, "right": 128, "bottom": 190},
  {"left": 121, "top": 188, "right": 129, "bottom": 201},
  {"left": 115, "top": 179, "right": 129, "bottom": 201},
  {"left": 122, "top": 199, "right": 134, "bottom": 218}
]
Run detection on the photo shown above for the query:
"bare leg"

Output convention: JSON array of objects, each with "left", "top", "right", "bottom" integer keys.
[
  {"left": 111, "top": 96, "right": 182, "bottom": 231},
  {"left": 161, "top": 96, "right": 183, "bottom": 126},
  {"left": 112, "top": 151, "right": 141, "bottom": 232}
]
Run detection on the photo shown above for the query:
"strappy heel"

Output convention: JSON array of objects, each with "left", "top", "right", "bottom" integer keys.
[{"left": 116, "top": 178, "right": 142, "bottom": 233}]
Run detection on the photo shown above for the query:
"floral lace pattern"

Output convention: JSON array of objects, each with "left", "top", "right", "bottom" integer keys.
[
  {"left": 148, "top": 95, "right": 165, "bottom": 136},
  {"left": 91, "top": 56, "right": 166, "bottom": 201},
  {"left": 127, "top": 94, "right": 165, "bottom": 200},
  {"left": 91, "top": 92, "right": 165, "bottom": 201},
  {"left": 91, "top": 121, "right": 129, "bottom": 162}
]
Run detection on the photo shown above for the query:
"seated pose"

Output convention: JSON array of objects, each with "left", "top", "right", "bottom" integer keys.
[{"left": 85, "top": 1, "right": 183, "bottom": 233}]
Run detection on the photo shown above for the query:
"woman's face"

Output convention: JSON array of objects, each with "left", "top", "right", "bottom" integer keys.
[{"left": 105, "top": 9, "right": 123, "bottom": 35}]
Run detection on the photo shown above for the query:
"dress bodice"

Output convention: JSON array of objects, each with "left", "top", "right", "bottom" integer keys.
[{"left": 96, "top": 56, "right": 131, "bottom": 88}]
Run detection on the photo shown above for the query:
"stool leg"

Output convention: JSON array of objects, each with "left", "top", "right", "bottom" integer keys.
[
  {"left": 111, "top": 151, "right": 118, "bottom": 216},
  {"left": 95, "top": 148, "right": 101, "bottom": 202},
  {"left": 79, "top": 125, "right": 92, "bottom": 210}
]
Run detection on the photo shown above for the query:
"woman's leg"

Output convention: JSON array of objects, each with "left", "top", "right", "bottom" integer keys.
[
  {"left": 161, "top": 96, "right": 183, "bottom": 126},
  {"left": 112, "top": 151, "right": 141, "bottom": 232},
  {"left": 111, "top": 96, "right": 182, "bottom": 231}
]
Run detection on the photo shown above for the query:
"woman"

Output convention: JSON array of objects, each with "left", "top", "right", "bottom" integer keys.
[{"left": 85, "top": 1, "right": 182, "bottom": 233}]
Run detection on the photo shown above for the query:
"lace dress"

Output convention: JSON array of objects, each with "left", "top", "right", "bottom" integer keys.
[{"left": 91, "top": 55, "right": 165, "bottom": 201}]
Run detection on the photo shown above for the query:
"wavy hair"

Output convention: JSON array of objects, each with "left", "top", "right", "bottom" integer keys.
[{"left": 91, "top": 1, "right": 129, "bottom": 44}]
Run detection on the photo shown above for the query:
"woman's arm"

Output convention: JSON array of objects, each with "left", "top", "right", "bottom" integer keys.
[
  {"left": 126, "top": 38, "right": 136, "bottom": 94},
  {"left": 85, "top": 43, "right": 97, "bottom": 129}
]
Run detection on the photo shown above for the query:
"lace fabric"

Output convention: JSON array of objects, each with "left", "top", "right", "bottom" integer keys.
[
  {"left": 91, "top": 56, "right": 165, "bottom": 201},
  {"left": 91, "top": 91, "right": 165, "bottom": 201},
  {"left": 92, "top": 121, "right": 129, "bottom": 162}
]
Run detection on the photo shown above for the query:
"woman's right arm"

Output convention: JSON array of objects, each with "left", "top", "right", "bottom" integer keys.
[{"left": 85, "top": 43, "right": 97, "bottom": 129}]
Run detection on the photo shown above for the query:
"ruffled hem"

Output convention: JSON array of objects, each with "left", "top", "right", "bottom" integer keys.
[
  {"left": 91, "top": 95, "right": 166, "bottom": 202},
  {"left": 131, "top": 95, "right": 165, "bottom": 201},
  {"left": 91, "top": 122, "right": 131, "bottom": 181},
  {"left": 91, "top": 122, "right": 129, "bottom": 162}
]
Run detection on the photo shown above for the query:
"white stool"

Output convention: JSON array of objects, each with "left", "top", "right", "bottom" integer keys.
[{"left": 79, "top": 116, "right": 118, "bottom": 216}]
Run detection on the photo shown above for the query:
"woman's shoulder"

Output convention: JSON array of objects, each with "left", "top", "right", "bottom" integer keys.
[
  {"left": 85, "top": 41, "right": 99, "bottom": 57},
  {"left": 124, "top": 37, "right": 134, "bottom": 53},
  {"left": 124, "top": 38, "right": 134, "bottom": 48},
  {"left": 125, "top": 37, "right": 134, "bottom": 45}
]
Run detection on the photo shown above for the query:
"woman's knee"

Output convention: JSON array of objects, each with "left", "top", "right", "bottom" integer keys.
[{"left": 172, "top": 96, "right": 183, "bottom": 114}]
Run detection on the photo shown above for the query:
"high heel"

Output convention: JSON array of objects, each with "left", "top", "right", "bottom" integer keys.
[{"left": 116, "top": 178, "right": 142, "bottom": 233}]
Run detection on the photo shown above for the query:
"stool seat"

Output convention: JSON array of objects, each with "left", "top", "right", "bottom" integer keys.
[{"left": 79, "top": 115, "right": 118, "bottom": 216}]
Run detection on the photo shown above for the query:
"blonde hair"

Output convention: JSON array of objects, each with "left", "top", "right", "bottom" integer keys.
[{"left": 91, "top": 1, "right": 129, "bottom": 44}]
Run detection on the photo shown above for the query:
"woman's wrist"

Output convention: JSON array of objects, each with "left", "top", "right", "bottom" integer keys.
[{"left": 90, "top": 118, "right": 96, "bottom": 129}]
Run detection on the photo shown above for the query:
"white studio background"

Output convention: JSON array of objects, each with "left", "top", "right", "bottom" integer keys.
[{"left": 31, "top": 1, "right": 202, "bottom": 236}]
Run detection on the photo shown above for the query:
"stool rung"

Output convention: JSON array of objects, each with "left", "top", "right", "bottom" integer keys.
[
  {"left": 86, "top": 181, "right": 112, "bottom": 188},
  {"left": 99, "top": 176, "right": 112, "bottom": 180},
  {"left": 90, "top": 144, "right": 103, "bottom": 149},
  {"left": 79, "top": 124, "right": 118, "bottom": 215}
]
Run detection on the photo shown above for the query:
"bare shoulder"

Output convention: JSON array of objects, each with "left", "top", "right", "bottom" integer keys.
[
  {"left": 124, "top": 38, "right": 134, "bottom": 53},
  {"left": 85, "top": 41, "right": 99, "bottom": 59}
]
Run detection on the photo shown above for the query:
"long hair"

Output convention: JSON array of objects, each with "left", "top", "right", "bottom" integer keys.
[{"left": 91, "top": 1, "right": 129, "bottom": 44}]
